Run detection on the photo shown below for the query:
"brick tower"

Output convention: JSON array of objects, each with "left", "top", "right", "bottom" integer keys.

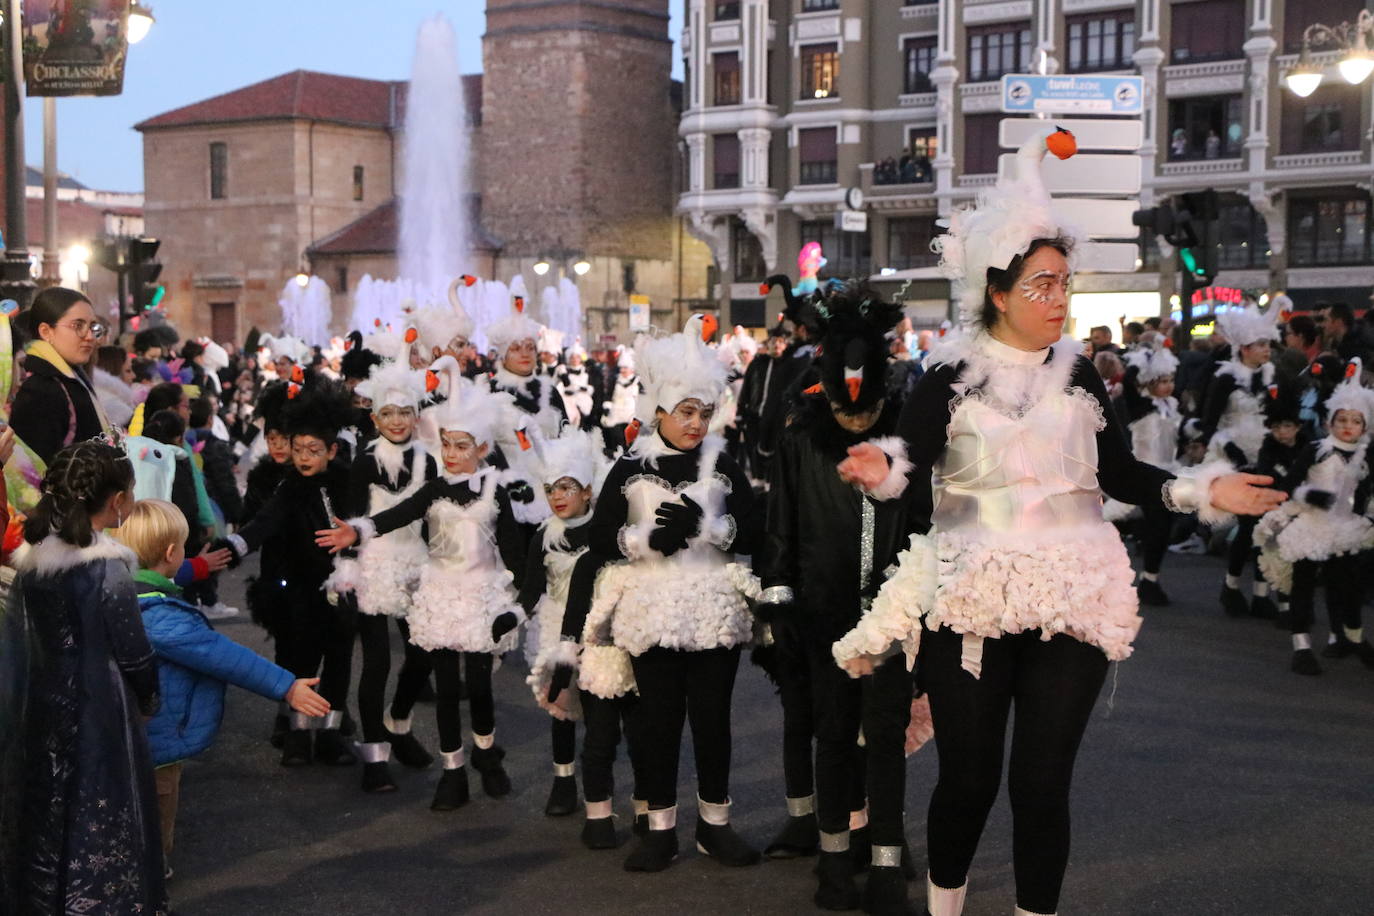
[{"left": 480, "top": 0, "right": 675, "bottom": 262}]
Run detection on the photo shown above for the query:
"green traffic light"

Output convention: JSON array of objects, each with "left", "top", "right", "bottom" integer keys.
[
  {"left": 1179, "top": 248, "right": 1207, "bottom": 277},
  {"left": 144, "top": 285, "right": 166, "bottom": 310}
]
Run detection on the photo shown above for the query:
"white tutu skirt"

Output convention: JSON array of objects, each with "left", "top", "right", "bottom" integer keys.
[
  {"left": 407, "top": 563, "right": 524, "bottom": 653},
  {"left": 1256, "top": 503, "right": 1374, "bottom": 594},
  {"left": 589, "top": 558, "right": 756, "bottom": 657},
  {"left": 353, "top": 533, "right": 429, "bottom": 617}
]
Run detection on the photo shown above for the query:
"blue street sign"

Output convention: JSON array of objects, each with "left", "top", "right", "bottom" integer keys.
[{"left": 1001, "top": 74, "right": 1144, "bottom": 114}]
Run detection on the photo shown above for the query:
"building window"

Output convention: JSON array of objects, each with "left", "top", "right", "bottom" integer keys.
[
  {"left": 1281, "top": 84, "right": 1363, "bottom": 154},
  {"left": 714, "top": 1, "right": 739, "bottom": 21},
  {"left": 801, "top": 43, "right": 839, "bottom": 99},
  {"left": 1289, "top": 194, "right": 1372, "bottom": 266},
  {"left": 731, "top": 219, "right": 767, "bottom": 282},
  {"left": 967, "top": 22, "right": 1032, "bottom": 82},
  {"left": 800, "top": 220, "right": 871, "bottom": 278},
  {"left": 963, "top": 113, "right": 1002, "bottom": 174},
  {"left": 876, "top": 131, "right": 935, "bottom": 185},
  {"left": 907, "top": 128, "right": 937, "bottom": 162},
  {"left": 887, "top": 217, "right": 941, "bottom": 270},
  {"left": 1212, "top": 197, "right": 1268, "bottom": 269},
  {"left": 714, "top": 133, "right": 741, "bottom": 189},
  {"left": 336, "top": 265, "right": 349, "bottom": 294},
  {"left": 209, "top": 142, "right": 227, "bottom": 200},
  {"left": 798, "top": 126, "right": 838, "bottom": 184},
  {"left": 713, "top": 52, "right": 741, "bottom": 106},
  {"left": 1167, "top": 95, "right": 1243, "bottom": 160},
  {"left": 1170, "top": 0, "right": 1245, "bottom": 64},
  {"left": 352, "top": 165, "right": 364, "bottom": 202},
  {"left": 802, "top": 0, "right": 839, "bottom": 11},
  {"left": 1066, "top": 12, "right": 1135, "bottom": 72},
  {"left": 903, "top": 37, "right": 936, "bottom": 94}
]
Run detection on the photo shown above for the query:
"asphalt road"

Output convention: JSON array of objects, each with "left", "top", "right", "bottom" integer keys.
[{"left": 167, "top": 550, "right": 1374, "bottom": 915}]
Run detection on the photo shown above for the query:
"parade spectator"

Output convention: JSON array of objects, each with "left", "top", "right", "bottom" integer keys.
[
  {"left": 92, "top": 343, "right": 139, "bottom": 430},
  {"left": 1089, "top": 325, "right": 1120, "bottom": 354},
  {"left": 9, "top": 287, "right": 117, "bottom": 464},
  {"left": 1323, "top": 303, "right": 1372, "bottom": 364}
]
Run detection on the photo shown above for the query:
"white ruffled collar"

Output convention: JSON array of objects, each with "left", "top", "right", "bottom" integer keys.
[
  {"left": 18, "top": 532, "right": 135, "bottom": 577},
  {"left": 980, "top": 332, "right": 1052, "bottom": 366},
  {"left": 493, "top": 366, "right": 537, "bottom": 390}
]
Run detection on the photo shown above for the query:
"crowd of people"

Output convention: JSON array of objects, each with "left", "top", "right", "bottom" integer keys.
[{"left": 0, "top": 127, "right": 1363, "bottom": 916}]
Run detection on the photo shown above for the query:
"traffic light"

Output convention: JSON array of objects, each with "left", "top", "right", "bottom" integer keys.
[
  {"left": 128, "top": 237, "right": 163, "bottom": 313},
  {"left": 1175, "top": 191, "right": 1218, "bottom": 287}
]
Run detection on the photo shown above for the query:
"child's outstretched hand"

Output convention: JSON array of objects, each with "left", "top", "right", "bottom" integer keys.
[
  {"left": 315, "top": 518, "right": 357, "bottom": 554},
  {"left": 285, "top": 677, "right": 330, "bottom": 717},
  {"left": 197, "top": 543, "right": 233, "bottom": 573}
]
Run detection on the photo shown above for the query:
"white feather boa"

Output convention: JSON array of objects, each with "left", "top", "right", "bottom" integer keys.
[{"left": 406, "top": 564, "right": 524, "bottom": 653}]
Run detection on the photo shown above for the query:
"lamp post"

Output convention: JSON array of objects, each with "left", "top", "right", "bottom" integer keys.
[
  {"left": 1, "top": 0, "right": 35, "bottom": 311},
  {"left": 1284, "top": 10, "right": 1374, "bottom": 97}
]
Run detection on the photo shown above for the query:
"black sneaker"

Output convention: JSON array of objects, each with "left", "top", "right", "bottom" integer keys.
[
  {"left": 361, "top": 761, "right": 397, "bottom": 793},
  {"left": 431, "top": 767, "right": 470, "bottom": 811},
  {"left": 280, "top": 729, "right": 312, "bottom": 767},
  {"left": 313, "top": 729, "right": 357, "bottom": 766},
  {"left": 1136, "top": 578, "right": 1170, "bottom": 607},
  {"left": 1291, "top": 648, "right": 1322, "bottom": 676},
  {"left": 581, "top": 816, "right": 622, "bottom": 850},
  {"left": 765, "top": 813, "right": 819, "bottom": 859},
  {"left": 695, "top": 818, "right": 761, "bottom": 867},
  {"left": 813, "top": 850, "right": 859, "bottom": 911},
  {"left": 623, "top": 829, "right": 679, "bottom": 872},
  {"left": 1219, "top": 586, "right": 1248, "bottom": 618},
  {"left": 387, "top": 730, "right": 434, "bottom": 769},
  {"left": 544, "top": 775, "right": 578, "bottom": 816},
  {"left": 269, "top": 713, "right": 288, "bottom": 749},
  {"left": 470, "top": 745, "right": 512, "bottom": 798},
  {"left": 861, "top": 865, "right": 910, "bottom": 915},
  {"left": 1321, "top": 638, "right": 1355, "bottom": 659}
]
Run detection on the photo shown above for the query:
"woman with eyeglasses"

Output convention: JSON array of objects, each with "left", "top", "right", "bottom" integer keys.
[{"left": 10, "top": 287, "right": 117, "bottom": 463}]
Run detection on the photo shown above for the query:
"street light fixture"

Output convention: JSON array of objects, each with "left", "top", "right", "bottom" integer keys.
[
  {"left": 532, "top": 259, "right": 550, "bottom": 276},
  {"left": 1285, "top": 10, "right": 1374, "bottom": 95},
  {"left": 128, "top": 1, "right": 155, "bottom": 44},
  {"left": 572, "top": 260, "right": 591, "bottom": 276}
]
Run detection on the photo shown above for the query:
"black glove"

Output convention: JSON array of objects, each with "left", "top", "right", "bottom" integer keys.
[
  {"left": 649, "top": 494, "right": 703, "bottom": 556},
  {"left": 1304, "top": 488, "right": 1336, "bottom": 510},
  {"left": 491, "top": 612, "right": 519, "bottom": 642},
  {"left": 547, "top": 663, "right": 575, "bottom": 704},
  {"left": 209, "top": 537, "right": 243, "bottom": 569},
  {"left": 506, "top": 480, "right": 535, "bottom": 504}
]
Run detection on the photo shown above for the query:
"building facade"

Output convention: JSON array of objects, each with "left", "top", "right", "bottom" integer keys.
[
  {"left": 135, "top": 2, "right": 714, "bottom": 347},
  {"left": 679, "top": 0, "right": 1374, "bottom": 331}
]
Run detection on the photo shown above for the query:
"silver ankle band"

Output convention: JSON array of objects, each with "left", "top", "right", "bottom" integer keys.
[
  {"left": 553, "top": 762, "right": 575, "bottom": 777},
  {"left": 786, "top": 794, "right": 815, "bottom": 817},
  {"left": 871, "top": 844, "right": 902, "bottom": 868},
  {"left": 440, "top": 748, "right": 466, "bottom": 770},
  {"left": 322, "top": 710, "right": 343, "bottom": 729},
  {"left": 819, "top": 830, "right": 850, "bottom": 853},
  {"left": 585, "top": 799, "right": 613, "bottom": 819},
  {"left": 384, "top": 713, "right": 411, "bottom": 735},
  {"left": 289, "top": 711, "right": 313, "bottom": 730},
  {"left": 358, "top": 742, "right": 390, "bottom": 763},
  {"left": 647, "top": 806, "right": 677, "bottom": 831}
]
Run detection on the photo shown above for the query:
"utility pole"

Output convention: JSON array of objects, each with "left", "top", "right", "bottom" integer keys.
[{"left": 1, "top": 0, "right": 36, "bottom": 310}]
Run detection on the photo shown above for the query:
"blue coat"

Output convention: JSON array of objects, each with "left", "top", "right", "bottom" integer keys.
[{"left": 140, "top": 592, "right": 294, "bottom": 767}]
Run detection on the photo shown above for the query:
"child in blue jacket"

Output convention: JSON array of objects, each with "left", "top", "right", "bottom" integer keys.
[{"left": 115, "top": 498, "right": 328, "bottom": 875}]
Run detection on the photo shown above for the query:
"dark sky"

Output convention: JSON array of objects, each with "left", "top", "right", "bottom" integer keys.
[{"left": 25, "top": 1, "right": 683, "bottom": 193}]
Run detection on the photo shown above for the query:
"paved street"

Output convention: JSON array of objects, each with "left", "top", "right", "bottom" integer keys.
[{"left": 169, "top": 551, "right": 1374, "bottom": 915}]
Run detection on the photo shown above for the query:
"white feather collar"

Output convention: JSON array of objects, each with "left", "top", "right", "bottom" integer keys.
[{"left": 18, "top": 532, "right": 136, "bottom": 578}]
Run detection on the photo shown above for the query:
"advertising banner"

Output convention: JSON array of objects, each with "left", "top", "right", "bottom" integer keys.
[{"left": 22, "top": 0, "right": 130, "bottom": 97}]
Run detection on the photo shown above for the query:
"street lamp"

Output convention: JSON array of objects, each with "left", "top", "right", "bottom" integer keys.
[
  {"left": 128, "top": 1, "right": 156, "bottom": 44},
  {"left": 532, "top": 259, "right": 550, "bottom": 276},
  {"left": 1285, "top": 10, "right": 1374, "bottom": 95},
  {"left": 572, "top": 260, "right": 591, "bottom": 276}
]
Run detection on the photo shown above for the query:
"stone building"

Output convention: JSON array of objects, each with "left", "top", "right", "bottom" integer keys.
[
  {"left": 136, "top": 1, "right": 714, "bottom": 346},
  {"left": 680, "top": 0, "right": 1374, "bottom": 331}
]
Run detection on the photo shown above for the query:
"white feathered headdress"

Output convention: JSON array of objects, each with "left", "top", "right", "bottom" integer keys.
[
  {"left": 615, "top": 345, "right": 635, "bottom": 372},
  {"left": 1124, "top": 335, "right": 1179, "bottom": 385},
  {"left": 1215, "top": 305, "right": 1279, "bottom": 348},
  {"left": 355, "top": 359, "right": 428, "bottom": 410},
  {"left": 412, "top": 280, "right": 476, "bottom": 356},
  {"left": 485, "top": 283, "right": 544, "bottom": 355},
  {"left": 197, "top": 337, "right": 229, "bottom": 373},
  {"left": 538, "top": 327, "right": 565, "bottom": 356},
  {"left": 634, "top": 314, "right": 727, "bottom": 425},
  {"left": 933, "top": 127, "right": 1081, "bottom": 328},
  {"left": 1324, "top": 358, "right": 1374, "bottom": 426},
  {"left": 533, "top": 426, "right": 609, "bottom": 490},
  {"left": 259, "top": 333, "right": 311, "bottom": 365},
  {"left": 424, "top": 359, "right": 510, "bottom": 449}
]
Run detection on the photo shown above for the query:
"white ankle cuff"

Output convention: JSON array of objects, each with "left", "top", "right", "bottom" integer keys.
[
  {"left": 472, "top": 731, "right": 495, "bottom": 750},
  {"left": 871, "top": 845, "right": 902, "bottom": 868},
  {"left": 1015, "top": 908, "right": 1055, "bottom": 916},
  {"left": 358, "top": 742, "right": 391, "bottom": 763},
  {"left": 585, "top": 799, "right": 613, "bottom": 820},
  {"left": 647, "top": 806, "right": 677, "bottom": 831},
  {"left": 926, "top": 874, "right": 968, "bottom": 916},
  {"left": 440, "top": 748, "right": 466, "bottom": 770},
  {"left": 384, "top": 713, "right": 411, "bottom": 735},
  {"left": 1293, "top": 633, "right": 1312, "bottom": 651},
  {"left": 786, "top": 794, "right": 815, "bottom": 817},
  {"left": 698, "top": 796, "right": 731, "bottom": 826},
  {"left": 322, "top": 710, "right": 343, "bottom": 729},
  {"left": 553, "top": 761, "right": 575, "bottom": 777},
  {"left": 819, "top": 830, "right": 850, "bottom": 852}
]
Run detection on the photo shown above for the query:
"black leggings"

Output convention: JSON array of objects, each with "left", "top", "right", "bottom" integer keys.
[
  {"left": 581, "top": 691, "right": 639, "bottom": 804},
  {"left": 1290, "top": 553, "right": 1366, "bottom": 637},
  {"left": 430, "top": 650, "right": 495, "bottom": 753},
  {"left": 810, "top": 641, "right": 912, "bottom": 846},
  {"left": 279, "top": 592, "right": 356, "bottom": 712},
  {"left": 629, "top": 645, "right": 740, "bottom": 809},
  {"left": 773, "top": 618, "right": 816, "bottom": 800},
  {"left": 356, "top": 614, "right": 432, "bottom": 743},
  {"left": 552, "top": 718, "right": 576, "bottom": 766},
  {"left": 1227, "top": 516, "right": 1261, "bottom": 579},
  {"left": 1138, "top": 504, "right": 1172, "bottom": 576},
  {"left": 922, "top": 627, "right": 1109, "bottom": 915}
]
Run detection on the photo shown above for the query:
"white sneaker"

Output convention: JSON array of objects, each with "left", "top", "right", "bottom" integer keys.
[
  {"left": 1167, "top": 533, "right": 1207, "bottom": 555},
  {"left": 201, "top": 602, "right": 241, "bottom": 620}
]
